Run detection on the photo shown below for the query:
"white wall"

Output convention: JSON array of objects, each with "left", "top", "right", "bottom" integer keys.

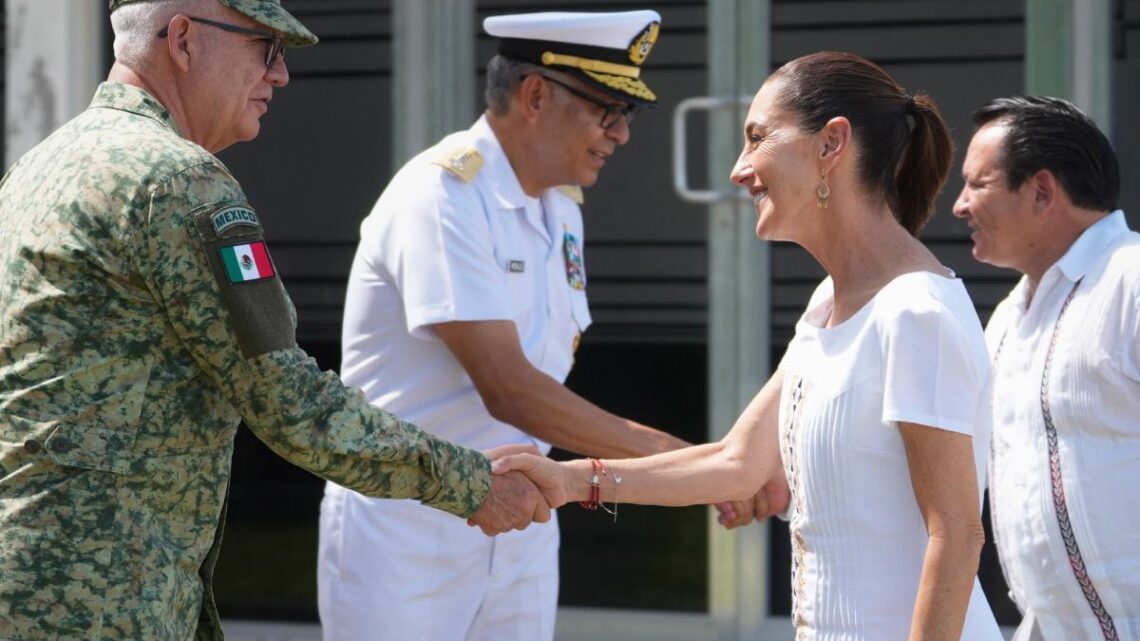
[{"left": 4, "top": 0, "right": 102, "bottom": 169}]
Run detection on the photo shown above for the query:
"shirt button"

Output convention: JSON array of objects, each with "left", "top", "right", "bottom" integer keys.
[
  {"left": 23, "top": 439, "right": 42, "bottom": 454},
  {"left": 50, "top": 437, "right": 74, "bottom": 454}
]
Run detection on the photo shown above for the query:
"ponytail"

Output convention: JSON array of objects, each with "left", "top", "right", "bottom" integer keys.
[{"left": 895, "top": 93, "right": 953, "bottom": 236}]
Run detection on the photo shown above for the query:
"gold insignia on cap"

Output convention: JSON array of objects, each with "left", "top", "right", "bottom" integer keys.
[
  {"left": 627, "top": 22, "right": 660, "bottom": 65},
  {"left": 556, "top": 185, "right": 585, "bottom": 204},
  {"left": 541, "top": 52, "right": 641, "bottom": 78},
  {"left": 581, "top": 71, "right": 657, "bottom": 102},
  {"left": 432, "top": 146, "right": 484, "bottom": 183}
]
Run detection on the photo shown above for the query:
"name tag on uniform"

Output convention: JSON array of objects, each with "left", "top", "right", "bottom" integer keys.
[{"left": 508, "top": 260, "right": 526, "bottom": 273}]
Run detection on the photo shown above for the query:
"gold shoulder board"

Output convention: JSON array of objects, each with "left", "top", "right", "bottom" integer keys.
[
  {"left": 556, "top": 185, "right": 584, "bottom": 204},
  {"left": 432, "top": 146, "right": 484, "bottom": 183}
]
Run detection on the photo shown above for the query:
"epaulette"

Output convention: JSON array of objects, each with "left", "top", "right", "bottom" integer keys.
[
  {"left": 556, "top": 185, "right": 584, "bottom": 204},
  {"left": 431, "top": 145, "right": 484, "bottom": 183}
]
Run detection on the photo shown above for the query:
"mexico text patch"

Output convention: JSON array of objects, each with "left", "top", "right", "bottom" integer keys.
[
  {"left": 211, "top": 206, "right": 260, "bottom": 234},
  {"left": 219, "top": 241, "right": 276, "bottom": 283}
]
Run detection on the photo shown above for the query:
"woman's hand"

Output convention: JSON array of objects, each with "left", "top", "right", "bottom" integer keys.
[{"left": 492, "top": 453, "right": 572, "bottom": 509}]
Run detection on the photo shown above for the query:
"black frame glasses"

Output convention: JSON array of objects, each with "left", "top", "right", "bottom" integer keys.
[
  {"left": 158, "top": 16, "right": 285, "bottom": 68},
  {"left": 532, "top": 75, "right": 638, "bottom": 129}
]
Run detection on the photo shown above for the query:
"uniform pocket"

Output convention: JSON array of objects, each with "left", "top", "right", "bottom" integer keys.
[
  {"left": 44, "top": 424, "right": 137, "bottom": 475},
  {"left": 7, "top": 354, "right": 152, "bottom": 476},
  {"left": 0, "top": 416, "right": 124, "bottom": 640},
  {"left": 505, "top": 264, "right": 539, "bottom": 319}
]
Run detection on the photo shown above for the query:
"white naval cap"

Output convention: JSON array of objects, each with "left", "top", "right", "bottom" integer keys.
[{"left": 484, "top": 10, "right": 663, "bottom": 106}]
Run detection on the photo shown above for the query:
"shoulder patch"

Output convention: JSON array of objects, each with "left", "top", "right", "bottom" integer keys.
[
  {"left": 210, "top": 205, "right": 260, "bottom": 234},
  {"left": 219, "top": 241, "right": 276, "bottom": 284},
  {"left": 556, "top": 185, "right": 584, "bottom": 205},
  {"left": 191, "top": 205, "right": 294, "bottom": 359},
  {"left": 432, "top": 146, "right": 484, "bottom": 183}
]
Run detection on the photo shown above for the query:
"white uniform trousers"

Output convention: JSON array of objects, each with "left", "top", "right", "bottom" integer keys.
[{"left": 317, "top": 484, "right": 559, "bottom": 641}]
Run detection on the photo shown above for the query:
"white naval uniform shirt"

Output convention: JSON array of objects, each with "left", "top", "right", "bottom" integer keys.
[
  {"left": 987, "top": 211, "right": 1140, "bottom": 641},
  {"left": 337, "top": 114, "right": 590, "bottom": 453},
  {"left": 316, "top": 116, "right": 589, "bottom": 641}
]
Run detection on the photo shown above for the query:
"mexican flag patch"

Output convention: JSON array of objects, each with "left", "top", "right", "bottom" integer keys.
[{"left": 219, "top": 241, "right": 275, "bottom": 283}]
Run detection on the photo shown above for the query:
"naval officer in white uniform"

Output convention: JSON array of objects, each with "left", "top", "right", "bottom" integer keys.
[{"left": 317, "top": 10, "right": 688, "bottom": 641}]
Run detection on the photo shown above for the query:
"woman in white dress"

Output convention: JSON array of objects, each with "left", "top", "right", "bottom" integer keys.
[{"left": 494, "top": 51, "right": 1003, "bottom": 641}]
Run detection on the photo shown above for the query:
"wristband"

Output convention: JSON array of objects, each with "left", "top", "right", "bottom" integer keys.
[{"left": 578, "top": 458, "right": 622, "bottom": 523}]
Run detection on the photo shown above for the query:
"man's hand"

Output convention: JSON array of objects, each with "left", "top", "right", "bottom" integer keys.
[
  {"left": 757, "top": 469, "right": 791, "bottom": 519},
  {"left": 467, "top": 470, "right": 550, "bottom": 536},
  {"left": 714, "top": 498, "right": 756, "bottom": 529},
  {"left": 491, "top": 452, "right": 571, "bottom": 509},
  {"left": 714, "top": 470, "right": 791, "bottom": 529}
]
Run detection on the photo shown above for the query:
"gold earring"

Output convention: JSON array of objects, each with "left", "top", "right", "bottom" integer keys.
[{"left": 816, "top": 172, "right": 831, "bottom": 209}]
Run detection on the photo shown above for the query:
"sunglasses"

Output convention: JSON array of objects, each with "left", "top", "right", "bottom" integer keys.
[
  {"left": 530, "top": 75, "right": 639, "bottom": 130},
  {"left": 158, "top": 16, "right": 286, "bottom": 69}
]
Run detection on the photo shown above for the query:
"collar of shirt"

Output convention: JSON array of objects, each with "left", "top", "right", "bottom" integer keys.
[
  {"left": 1006, "top": 210, "right": 1128, "bottom": 315},
  {"left": 90, "top": 81, "right": 185, "bottom": 138},
  {"left": 1053, "top": 210, "right": 1129, "bottom": 283}
]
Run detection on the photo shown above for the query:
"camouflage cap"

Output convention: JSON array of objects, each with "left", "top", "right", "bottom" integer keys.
[{"left": 109, "top": 0, "right": 318, "bottom": 48}]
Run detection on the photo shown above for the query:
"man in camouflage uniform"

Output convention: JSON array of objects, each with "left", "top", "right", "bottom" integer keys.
[{"left": 0, "top": 1, "right": 548, "bottom": 640}]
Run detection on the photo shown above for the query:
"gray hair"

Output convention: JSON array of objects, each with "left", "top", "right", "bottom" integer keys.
[
  {"left": 110, "top": 0, "right": 216, "bottom": 68},
  {"left": 484, "top": 55, "right": 544, "bottom": 116}
]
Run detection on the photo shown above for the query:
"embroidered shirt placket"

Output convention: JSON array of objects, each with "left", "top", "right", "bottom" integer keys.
[
  {"left": 1000, "top": 278, "right": 1119, "bottom": 641},
  {"left": 783, "top": 376, "right": 810, "bottom": 638}
]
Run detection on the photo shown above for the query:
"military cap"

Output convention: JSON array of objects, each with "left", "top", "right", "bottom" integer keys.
[
  {"left": 109, "top": 0, "right": 318, "bottom": 48},
  {"left": 484, "top": 10, "right": 662, "bottom": 107}
]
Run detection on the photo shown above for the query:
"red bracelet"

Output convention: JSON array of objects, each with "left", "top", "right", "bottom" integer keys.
[{"left": 578, "top": 458, "right": 605, "bottom": 511}]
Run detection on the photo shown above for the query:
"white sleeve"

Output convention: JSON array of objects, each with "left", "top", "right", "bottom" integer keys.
[
  {"left": 881, "top": 299, "right": 987, "bottom": 436},
  {"left": 384, "top": 173, "right": 512, "bottom": 340}
]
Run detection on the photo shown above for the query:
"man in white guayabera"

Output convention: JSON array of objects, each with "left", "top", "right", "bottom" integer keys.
[{"left": 954, "top": 96, "right": 1140, "bottom": 641}]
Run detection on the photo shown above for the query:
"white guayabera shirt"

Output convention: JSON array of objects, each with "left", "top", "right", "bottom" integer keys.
[{"left": 987, "top": 211, "right": 1140, "bottom": 641}]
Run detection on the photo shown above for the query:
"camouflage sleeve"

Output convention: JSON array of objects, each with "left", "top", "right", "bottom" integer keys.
[{"left": 128, "top": 160, "right": 491, "bottom": 517}]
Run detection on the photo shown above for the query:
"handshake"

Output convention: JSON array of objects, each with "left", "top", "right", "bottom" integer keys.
[
  {"left": 465, "top": 444, "right": 568, "bottom": 536},
  {"left": 464, "top": 444, "right": 791, "bottom": 536}
]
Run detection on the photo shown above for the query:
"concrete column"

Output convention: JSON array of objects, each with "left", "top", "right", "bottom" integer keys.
[
  {"left": 4, "top": 0, "right": 103, "bottom": 169},
  {"left": 390, "top": 0, "right": 475, "bottom": 167},
  {"left": 706, "top": 1, "right": 771, "bottom": 639},
  {"left": 1025, "top": 0, "right": 1112, "bottom": 132}
]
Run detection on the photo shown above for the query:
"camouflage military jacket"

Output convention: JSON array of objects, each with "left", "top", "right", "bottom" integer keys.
[{"left": 0, "top": 82, "right": 492, "bottom": 641}]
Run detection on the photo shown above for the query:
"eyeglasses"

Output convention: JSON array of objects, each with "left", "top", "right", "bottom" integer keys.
[
  {"left": 532, "top": 75, "right": 638, "bottom": 129},
  {"left": 158, "top": 16, "right": 286, "bottom": 69}
]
